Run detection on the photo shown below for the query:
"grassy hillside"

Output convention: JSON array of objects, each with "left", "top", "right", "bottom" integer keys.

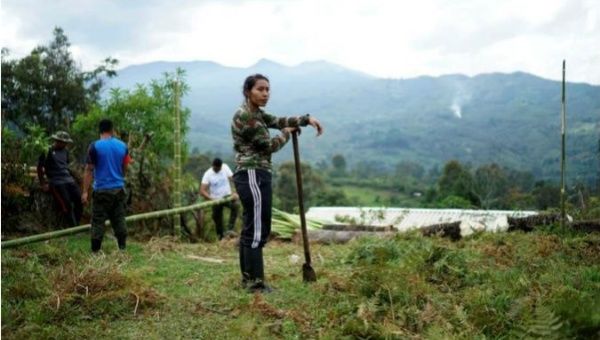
[{"left": 3, "top": 226, "right": 599, "bottom": 339}]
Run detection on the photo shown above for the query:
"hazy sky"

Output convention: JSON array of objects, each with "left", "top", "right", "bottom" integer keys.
[{"left": 2, "top": 0, "right": 599, "bottom": 84}]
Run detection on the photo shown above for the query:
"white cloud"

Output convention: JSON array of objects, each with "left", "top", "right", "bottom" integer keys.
[
  {"left": 2, "top": 0, "right": 599, "bottom": 83},
  {"left": 1, "top": 8, "right": 40, "bottom": 55}
]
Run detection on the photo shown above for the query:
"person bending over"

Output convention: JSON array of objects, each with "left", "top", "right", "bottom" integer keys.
[{"left": 199, "top": 158, "right": 240, "bottom": 240}]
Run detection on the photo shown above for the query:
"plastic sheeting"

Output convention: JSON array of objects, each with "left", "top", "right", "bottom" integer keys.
[{"left": 306, "top": 207, "right": 538, "bottom": 237}]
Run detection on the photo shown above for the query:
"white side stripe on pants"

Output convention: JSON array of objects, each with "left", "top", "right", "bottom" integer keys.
[
  {"left": 248, "top": 169, "right": 262, "bottom": 248},
  {"left": 247, "top": 169, "right": 258, "bottom": 248}
]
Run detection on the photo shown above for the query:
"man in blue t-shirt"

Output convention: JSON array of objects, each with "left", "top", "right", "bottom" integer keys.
[{"left": 82, "top": 119, "right": 131, "bottom": 252}]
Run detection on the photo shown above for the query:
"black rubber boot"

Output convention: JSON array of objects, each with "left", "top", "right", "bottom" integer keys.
[
  {"left": 91, "top": 238, "right": 102, "bottom": 253},
  {"left": 240, "top": 246, "right": 251, "bottom": 288},
  {"left": 117, "top": 237, "right": 126, "bottom": 250},
  {"left": 246, "top": 247, "right": 272, "bottom": 293}
]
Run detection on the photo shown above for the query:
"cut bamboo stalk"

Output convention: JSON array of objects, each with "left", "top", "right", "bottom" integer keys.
[
  {"left": 1, "top": 197, "right": 233, "bottom": 249},
  {"left": 173, "top": 78, "right": 183, "bottom": 236},
  {"left": 560, "top": 60, "right": 567, "bottom": 228}
]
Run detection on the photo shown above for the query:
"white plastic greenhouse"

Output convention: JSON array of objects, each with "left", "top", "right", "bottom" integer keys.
[{"left": 306, "top": 207, "right": 538, "bottom": 237}]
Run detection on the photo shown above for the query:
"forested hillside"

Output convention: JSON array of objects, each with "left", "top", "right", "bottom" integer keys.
[{"left": 109, "top": 59, "right": 600, "bottom": 185}]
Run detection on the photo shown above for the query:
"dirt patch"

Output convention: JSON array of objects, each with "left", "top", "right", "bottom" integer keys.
[
  {"left": 250, "top": 294, "right": 310, "bottom": 327},
  {"left": 320, "top": 272, "right": 350, "bottom": 293},
  {"left": 219, "top": 236, "right": 240, "bottom": 249},
  {"left": 194, "top": 302, "right": 233, "bottom": 316},
  {"left": 535, "top": 235, "right": 562, "bottom": 257},
  {"left": 580, "top": 238, "right": 600, "bottom": 262},
  {"left": 7, "top": 249, "right": 33, "bottom": 260},
  {"left": 481, "top": 242, "right": 515, "bottom": 267},
  {"left": 145, "top": 236, "right": 182, "bottom": 256}
]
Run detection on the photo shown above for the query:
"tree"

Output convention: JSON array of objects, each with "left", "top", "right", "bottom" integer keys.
[
  {"left": 597, "top": 137, "right": 600, "bottom": 194},
  {"left": 532, "top": 181, "right": 560, "bottom": 210},
  {"left": 72, "top": 69, "right": 190, "bottom": 160},
  {"left": 471, "top": 163, "right": 508, "bottom": 209},
  {"left": 436, "top": 195, "right": 473, "bottom": 209},
  {"left": 184, "top": 153, "right": 212, "bottom": 180},
  {"left": 395, "top": 160, "right": 425, "bottom": 180},
  {"left": 331, "top": 154, "right": 347, "bottom": 176},
  {"left": 424, "top": 164, "right": 441, "bottom": 185},
  {"left": 313, "top": 187, "right": 351, "bottom": 206},
  {"left": 274, "top": 161, "right": 323, "bottom": 212},
  {"left": 316, "top": 159, "right": 329, "bottom": 172},
  {"left": 438, "top": 160, "right": 476, "bottom": 203},
  {"left": 505, "top": 168, "right": 535, "bottom": 192},
  {"left": 1, "top": 27, "right": 117, "bottom": 132},
  {"left": 72, "top": 70, "right": 192, "bottom": 215},
  {"left": 503, "top": 188, "right": 535, "bottom": 210},
  {"left": 352, "top": 160, "right": 388, "bottom": 178}
]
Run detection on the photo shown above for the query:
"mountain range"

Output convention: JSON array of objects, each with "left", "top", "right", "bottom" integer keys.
[{"left": 106, "top": 59, "right": 600, "bottom": 185}]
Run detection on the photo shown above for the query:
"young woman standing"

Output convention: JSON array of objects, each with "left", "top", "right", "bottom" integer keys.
[{"left": 231, "top": 74, "right": 323, "bottom": 292}]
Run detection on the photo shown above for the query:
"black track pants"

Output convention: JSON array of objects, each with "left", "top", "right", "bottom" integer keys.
[
  {"left": 212, "top": 200, "right": 240, "bottom": 239},
  {"left": 234, "top": 169, "right": 272, "bottom": 249}
]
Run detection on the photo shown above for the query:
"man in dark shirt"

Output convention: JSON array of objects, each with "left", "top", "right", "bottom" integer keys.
[
  {"left": 82, "top": 119, "right": 131, "bottom": 253},
  {"left": 37, "top": 131, "right": 83, "bottom": 228}
]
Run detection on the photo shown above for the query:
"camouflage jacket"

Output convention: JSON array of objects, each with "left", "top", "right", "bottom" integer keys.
[{"left": 231, "top": 103, "right": 310, "bottom": 171}]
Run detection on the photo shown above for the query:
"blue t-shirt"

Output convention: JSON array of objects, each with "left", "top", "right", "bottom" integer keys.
[{"left": 86, "top": 137, "right": 130, "bottom": 190}]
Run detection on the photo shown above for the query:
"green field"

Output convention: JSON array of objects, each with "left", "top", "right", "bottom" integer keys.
[
  {"left": 334, "top": 184, "right": 422, "bottom": 207},
  {"left": 2, "top": 226, "right": 599, "bottom": 339}
]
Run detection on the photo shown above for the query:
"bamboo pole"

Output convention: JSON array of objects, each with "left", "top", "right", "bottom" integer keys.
[
  {"left": 597, "top": 138, "right": 600, "bottom": 193},
  {"left": 560, "top": 60, "right": 567, "bottom": 228},
  {"left": 1, "top": 197, "right": 233, "bottom": 249},
  {"left": 173, "top": 78, "right": 182, "bottom": 236}
]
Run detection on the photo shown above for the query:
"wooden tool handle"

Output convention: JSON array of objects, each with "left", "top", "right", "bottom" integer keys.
[{"left": 292, "top": 131, "right": 312, "bottom": 265}]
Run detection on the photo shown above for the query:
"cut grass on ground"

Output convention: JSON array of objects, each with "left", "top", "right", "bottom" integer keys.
[{"left": 2, "top": 226, "right": 599, "bottom": 339}]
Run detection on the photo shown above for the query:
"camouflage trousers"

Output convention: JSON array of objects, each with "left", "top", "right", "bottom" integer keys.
[{"left": 91, "top": 188, "right": 127, "bottom": 243}]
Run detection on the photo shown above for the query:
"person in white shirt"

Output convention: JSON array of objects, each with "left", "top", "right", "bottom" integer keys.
[{"left": 200, "top": 158, "right": 239, "bottom": 240}]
